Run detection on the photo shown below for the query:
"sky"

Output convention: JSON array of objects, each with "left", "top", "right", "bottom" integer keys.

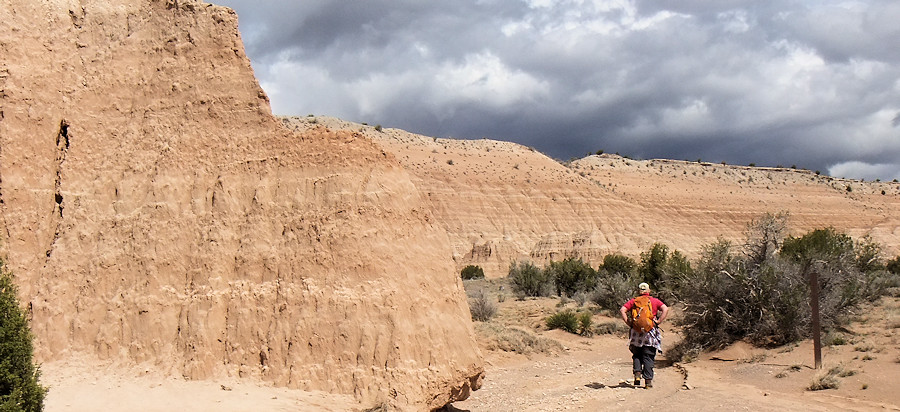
[{"left": 214, "top": 0, "right": 900, "bottom": 181}]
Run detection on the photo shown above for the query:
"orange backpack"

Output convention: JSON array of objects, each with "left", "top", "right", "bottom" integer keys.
[{"left": 630, "top": 295, "right": 655, "bottom": 333}]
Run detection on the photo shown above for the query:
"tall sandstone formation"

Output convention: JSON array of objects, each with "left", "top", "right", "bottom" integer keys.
[{"left": 0, "top": 0, "right": 482, "bottom": 409}]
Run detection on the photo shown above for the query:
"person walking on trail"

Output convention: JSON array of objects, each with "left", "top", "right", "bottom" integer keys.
[{"left": 619, "top": 282, "right": 669, "bottom": 388}]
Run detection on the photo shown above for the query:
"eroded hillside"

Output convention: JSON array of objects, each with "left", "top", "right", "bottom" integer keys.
[
  {"left": 284, "top": 117, "right": 900, "bottom": 278},
  {"left": 0, "top": 1, "right": 481, "bottom": 409}
]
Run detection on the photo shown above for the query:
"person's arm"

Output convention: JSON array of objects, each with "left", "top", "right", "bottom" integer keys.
[
  {"left": 619, "top": 305, "right": 630, "bottom": 325},
  {"left": 656, "top": 303, "right": 669, "bottom": 325}
]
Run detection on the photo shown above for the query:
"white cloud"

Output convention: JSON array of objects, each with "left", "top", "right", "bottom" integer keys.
[
  {"left": 215, "top": 0, "right": 900, "bottom": 180},
  {"left": 432, "top": 52, "right": 550, "bottom": 109},
  {"left": 828, "top": 161, "right": 900, "bottom": 181},
  {"left": 718, "top": 9, "right": 751, "bottom": 33}
]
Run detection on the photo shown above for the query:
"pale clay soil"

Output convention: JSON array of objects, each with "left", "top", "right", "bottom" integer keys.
[
  {"left": 43, "top": 283, "right": 900, "bottom": 411},
  {"left": 450, "top": 281, "right": 900, "bottom": 412}
]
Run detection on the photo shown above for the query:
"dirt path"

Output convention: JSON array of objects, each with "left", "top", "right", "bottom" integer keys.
[
  {"left": 450, "top": 293, "right": 900, "bottom": 412},
  {"left": 452, "top": 337, "right": 899, "bottom": 411}
]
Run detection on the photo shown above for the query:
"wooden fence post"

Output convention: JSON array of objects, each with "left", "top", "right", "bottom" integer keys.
[{"left": 809, "top": 271, "right": 822, "bottom": 369}]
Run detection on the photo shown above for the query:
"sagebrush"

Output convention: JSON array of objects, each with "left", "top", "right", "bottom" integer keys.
[
  {"left": 669, "top": 213, "right": 895, "bottom": 360},
  {"left": 508, "top": 261, "right": 553, "bottom": 298},
  {"left": 467, "top": 288, "right": 497, "bottom": 322}
]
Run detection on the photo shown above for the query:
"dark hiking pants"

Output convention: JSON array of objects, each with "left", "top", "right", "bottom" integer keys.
[{"left": 630, "top": 344, "right": 657, "bottom": 380}]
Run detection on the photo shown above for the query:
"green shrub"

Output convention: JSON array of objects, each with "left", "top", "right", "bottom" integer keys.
[
  {"left": 508, "top": 261, "right": 553, "bottom": 298},
  {"left": 591, "top": 254, "right": 640, "bottom": 314},
  {"left": 546, "top": 310, "right": 579, "bottom": 334},
  {"left": 577, "top": 312, "right": 593, "bottom": 336},
  {"left": 887, "top": 256, "right": 900, "bottom": 275},
  {"left": 598, "top": 254, "right": 637, "bottom": 277},
  {"left": 460, "top": 265, "right": 485, "bottom": 280},
  {"left": 825, "top": 333, "right": 847, "bottom": 346},
  {"left": 0, "top": 261, "right": 47, "bottom": 411},
  {"left": 547, "top": 257, "right": 596, "bottom": 298},
  {"left": 638, "top": 243, "right": 669, "bottom": 290}
]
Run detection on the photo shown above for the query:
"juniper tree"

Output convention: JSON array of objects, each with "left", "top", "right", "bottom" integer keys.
[{"left": 0, "top": 260, "right": 46, "bottom": 411}]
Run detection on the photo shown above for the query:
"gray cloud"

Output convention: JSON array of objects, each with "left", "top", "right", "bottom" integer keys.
[{"left": 215, "top": 0, "right": 900, "bottom": 180}]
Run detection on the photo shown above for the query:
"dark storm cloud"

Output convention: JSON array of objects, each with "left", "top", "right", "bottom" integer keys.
[{"left": 215, "top": 0, "right": 900, "bottom": 181}]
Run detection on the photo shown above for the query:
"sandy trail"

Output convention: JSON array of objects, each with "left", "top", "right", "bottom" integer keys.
[{"left": 451, "top": 291, "right": 900, "bottom": 412}]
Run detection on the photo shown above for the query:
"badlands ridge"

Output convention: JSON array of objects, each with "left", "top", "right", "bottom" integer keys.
[
  {"left": 1, "top": 0, "right": 898, "bottom": 410},
  {"left": 285, "top": 116, "right": 900, "bottom": 279}
]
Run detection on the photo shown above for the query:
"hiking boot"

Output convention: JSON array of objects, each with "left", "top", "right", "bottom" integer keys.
[
  {"left": 645, "top": 379, "right": 653, "bottom": 388},
  {"left": 633, "top": 373, "right": 641, "bottom": 386}
]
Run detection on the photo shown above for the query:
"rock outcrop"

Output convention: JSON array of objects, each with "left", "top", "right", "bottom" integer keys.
[{"left": 0, "top": 0, "right": 482, "bottom": 409}]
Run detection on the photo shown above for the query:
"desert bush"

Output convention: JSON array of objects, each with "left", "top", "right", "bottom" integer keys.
[
  {"left": 824, "top": 332, "right": 847, "bottom": 346},
  {"left": 638, "top": 243, "right": 669, "bottom": 289},
  {"left": 0, "top": 261, "right": 47, "bottom": 411},
  {"left": 572, "top": 291, "right": 589, "bottom": 307},
  {"left": 887, "top": 256, "right": 900, "bottom": 275},
  {"left": 599, "top": 253, "right": 637, "bottom": 276},
  {"left": 783, "top": 228, "right": 893, "bottom": 321},
  {"left": 577, "top": 312, "right": 593, "bottom": 336},
  {"left": 546, "top": 310, "right": 579, "bottom": 334},
  {"left": 547, "top": 257, "right": 597, "bottom": 298},
  {"left": 743, "top": 212, "right": 789, "bottom": 266},
  {"left": 460, "top": 265, "right": 485, "bottom": 280},
  {"left": 672, "top": 238, "right": 808, "bottom": 353},
  {"left": 591, "top": 274, "right": 638, "bottom": 315},
  {"left": 647, "top": 245, "right": 693, "bottom": 301},
  {"left": 670, "top": 218, "right": 894, "bottom": 361},
  {"left": 508, "top": 261, "right": 553, "bottom": 298},
  {"left": 854, "top": 235, "right": 884, "bottom": 273},
  {"left": 590, "top": 253, "right": 639, "bottom": 313},
  {"left": 468, "top": 288, "right": 497, "bottom": 322}
]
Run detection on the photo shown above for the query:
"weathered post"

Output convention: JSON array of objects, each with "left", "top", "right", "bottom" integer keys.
[{"left": 809, "top": 271, "right": 822, "bottom": 369}]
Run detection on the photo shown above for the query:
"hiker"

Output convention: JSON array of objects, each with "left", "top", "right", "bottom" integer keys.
[{"left": 619, "top": 282, "right": 669, "bottom": 388}]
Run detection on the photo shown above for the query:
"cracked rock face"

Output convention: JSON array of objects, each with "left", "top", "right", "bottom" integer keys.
[{"left": 0, "top": 0, "right": 482, "bottom": 409}]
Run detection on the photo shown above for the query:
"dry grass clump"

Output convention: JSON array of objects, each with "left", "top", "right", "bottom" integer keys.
[
  {"left": 468, "top": 288, "right": 497, "bottom": 322},
  {"left": 853, "top": 343, "right": 874, "bottom": 352},
  {"left": 808, "top": 365, "right": 853, "bottom": 391},
  {"left": 474, "top": 322, "right": 564, "bottom": 355},
  {"left": 775, "top": 364, "right": 805, "bottom": 378},
  {"left": 593, "top": 321, "right": 629, "bottom": 335}
]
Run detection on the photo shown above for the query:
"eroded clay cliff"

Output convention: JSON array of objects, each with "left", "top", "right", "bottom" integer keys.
[
  {"left": 284, "top": 117, "right": 900, "bottom": 278},
  {"left": 0, "top": 0, "right": 482, "bottom": 409}
]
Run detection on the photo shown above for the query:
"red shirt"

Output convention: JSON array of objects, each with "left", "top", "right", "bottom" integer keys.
[{"left": 622, "top": 294, "right": 665, "bottom": 318}]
